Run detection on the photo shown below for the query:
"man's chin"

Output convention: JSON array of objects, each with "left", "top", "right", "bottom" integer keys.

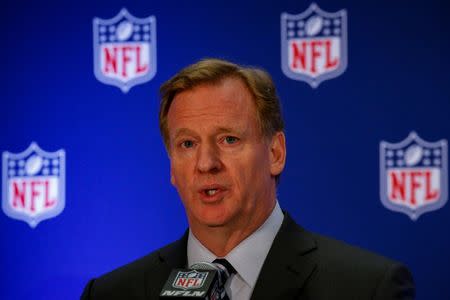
[
  {"left": 200, "top": 216, "right": 228, "bottom": 228},
  {"left": 206, "top": 222, "right": 226, "bottom": 228},
  {"left": 187, "top": 207, "right": 235, "bottom": 228},
  {"left": 196, "top": 213, "right": 230, "bottom": 228}
]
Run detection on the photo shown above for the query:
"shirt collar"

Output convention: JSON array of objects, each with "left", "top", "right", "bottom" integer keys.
[{"left": 187, "top": 201, "right": 284, "bottom": 288}]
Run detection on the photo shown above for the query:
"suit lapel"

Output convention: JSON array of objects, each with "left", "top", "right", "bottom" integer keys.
[
  {"left": 158, "top": 232, "right": 189, "bottom": 268},
  {"left": 144, "top": 231, "right": 188, "bottom": 298},
  {"left": 250, "top": 214, "right": 318, "bottom": 300}
]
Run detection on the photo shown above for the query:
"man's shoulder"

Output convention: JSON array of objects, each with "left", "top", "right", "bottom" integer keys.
[
  {"left": 311, "top": 231, "right": 397, "bottom": 271},
  {"left": 306, "top": 231, "right": 414, "bottom": 298},
  {"left": 282, "top": 213, "right": 402, "bottom": 271},
  {"left": 274, "top": 214, "right": 415, "bottom": 299}
]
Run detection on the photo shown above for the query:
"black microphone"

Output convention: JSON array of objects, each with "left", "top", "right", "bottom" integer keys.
[{"left": 159, "top": 261, "right": 230, "bottom": 299}]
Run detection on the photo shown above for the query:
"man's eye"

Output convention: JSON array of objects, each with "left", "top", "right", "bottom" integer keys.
[
  {"left": 224, "top": 136, "right": 239, "bottom": 144},
  {"left": 181, "top": 140, "right": 194, "bottom": 148}
]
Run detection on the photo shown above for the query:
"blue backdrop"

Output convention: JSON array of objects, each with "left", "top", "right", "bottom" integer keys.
[{"left": 1, "top": 0, "right": 449, "bottom": 299}]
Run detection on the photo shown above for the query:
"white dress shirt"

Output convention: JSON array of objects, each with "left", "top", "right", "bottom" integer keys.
[{"left": 187, "top": 201, "right": 284, "bottom": 300}]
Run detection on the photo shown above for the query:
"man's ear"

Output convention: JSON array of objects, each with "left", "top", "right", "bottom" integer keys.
[
  {"left": 167, "top": 147, "right": 176, "bottom": 186},
  {"left": 269, "top": 131, "right": 286, "bottom": 176},
  {"left": 170, "top": 162, "right": 176, "bottom": 186}
]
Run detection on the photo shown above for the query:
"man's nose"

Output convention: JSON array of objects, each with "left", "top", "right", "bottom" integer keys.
[{"left": 196, "top": 143, "right": 222, "bottom": 174}]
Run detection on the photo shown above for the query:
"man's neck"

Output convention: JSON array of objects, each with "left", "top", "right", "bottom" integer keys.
[{"left": 189, "top": 201, "right": 276, "bottom": 257}]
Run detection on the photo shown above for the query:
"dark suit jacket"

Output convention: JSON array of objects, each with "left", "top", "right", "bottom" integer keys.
[{"left": 81, "top": 213, "right": 415, "bottom": 299}]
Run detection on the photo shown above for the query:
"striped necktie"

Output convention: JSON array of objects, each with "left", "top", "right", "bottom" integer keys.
[{"left": 213, "top": 258, "right": 236, "bottom": 299}]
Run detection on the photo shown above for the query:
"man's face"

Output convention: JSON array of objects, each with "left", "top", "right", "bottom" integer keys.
[{"left": 166, "top": 77, "right": 285, "bottom": 231}]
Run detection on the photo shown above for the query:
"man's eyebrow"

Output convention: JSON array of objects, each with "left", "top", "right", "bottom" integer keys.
[
  {"left": 173, "top": 128, "right": 197, "bottom": 139},
  {"left": 172, "top": 127, "right": 244, "bottom": 139},
  {"left": 215, "top": 127, "right": 243, "bottom": 135},
  {"left": 216, "top": 127, "right": 236, "bottom": 133}
]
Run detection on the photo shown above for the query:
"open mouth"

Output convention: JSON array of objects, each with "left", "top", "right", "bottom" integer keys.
[
  {"left": 205, "top": 189, "right": 218, "bottom": 196},
  {"left": 199, "top": 185, "right": 226, "bottom": 200},
  {"left": 197, "top": 183, "right": 228, "bottom": 203}
]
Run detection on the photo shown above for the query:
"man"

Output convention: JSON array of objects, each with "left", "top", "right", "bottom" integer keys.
[{"left": 81, "top": 59, "right": 415, "bottom": 299}]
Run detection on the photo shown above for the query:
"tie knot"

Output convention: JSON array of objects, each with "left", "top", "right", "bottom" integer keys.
[{"left": 213, "top": 258, "right": 237, "bottom": 277}]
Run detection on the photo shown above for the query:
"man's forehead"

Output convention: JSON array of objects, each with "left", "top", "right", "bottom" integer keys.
[{"left": 165, "top": 76, "right": 262, "bottom": 142}]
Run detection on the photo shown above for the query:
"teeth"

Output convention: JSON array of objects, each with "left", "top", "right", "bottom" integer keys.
[{"left": 206, "top": 189, "right": 217, "bottom": 196}]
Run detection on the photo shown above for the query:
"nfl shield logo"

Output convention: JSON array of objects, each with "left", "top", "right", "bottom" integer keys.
[
  {"left": 2, "top": 143, "right": 66, "bottom": 228},
  {"left": 172, "top": 270, "right": 208, "bottom": 290},
  {"left": 93, "top": 8, "right": 157, "bottom": 93},
  {"left": 380, "top": 132, "right": 448, "bottom": 220},
  {"left": 281, "top": 3, "right": 347, "bottom": 88}
]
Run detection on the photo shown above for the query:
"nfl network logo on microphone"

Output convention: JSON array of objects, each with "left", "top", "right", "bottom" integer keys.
[
  {"left": 380, "top": 132, "right": 448, "bottom": 220},
  {"left": 2, "top": 143, "right": 66, "bottom": 228},
  {"left": 173, "top": 270, "right": 208, "bottom": 290},
  {"left": 160, "top": 270, "right": 210, "bottom": 297},
  {"left": 93, "top": 8, "right": 157, "bottom": 92},
  {"left": 281, "top": 3, "right": 347, "bottom": 88}
]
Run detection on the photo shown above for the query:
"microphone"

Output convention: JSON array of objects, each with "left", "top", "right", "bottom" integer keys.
[{"left": 159, "top": 261, "right": 230, "bottom": 299}]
